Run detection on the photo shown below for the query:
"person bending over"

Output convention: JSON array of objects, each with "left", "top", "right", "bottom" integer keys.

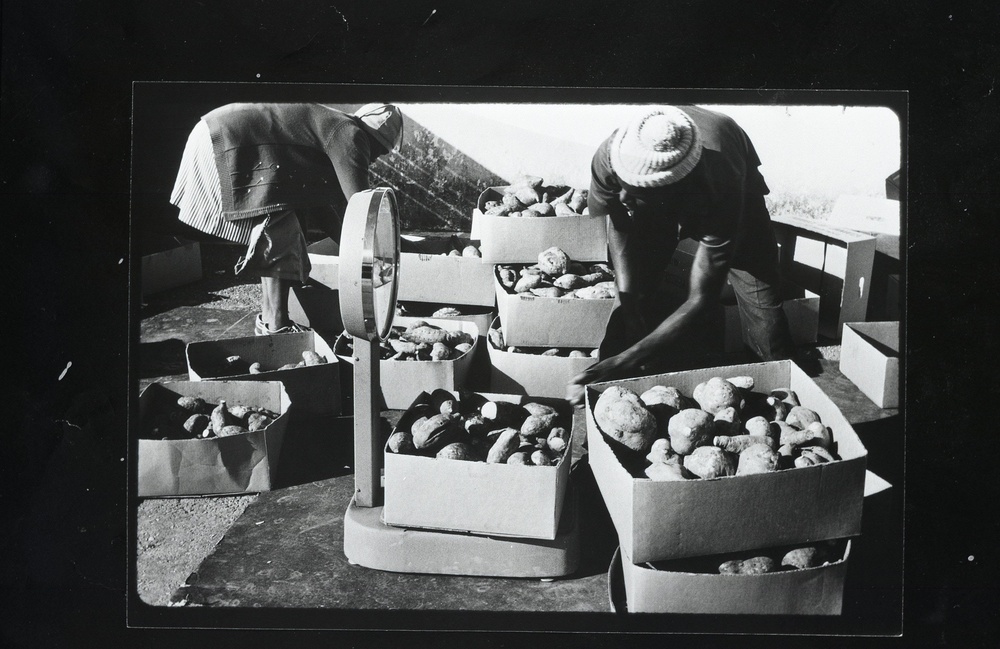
[
  {"left": 568, "top": 105, "right": 794, "bottom": 405},
  {"left": 171, "top": 102, "right": 403, "bottom": 334}
]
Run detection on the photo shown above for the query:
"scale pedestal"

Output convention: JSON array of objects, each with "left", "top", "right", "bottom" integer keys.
[
  {"left": 338, "top": 188, "right": 580, "bottom": 578},
  {"left": 344, "top": 489, "right": 580, "bottom": 578}
]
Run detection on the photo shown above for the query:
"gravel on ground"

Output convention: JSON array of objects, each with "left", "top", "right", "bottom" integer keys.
[{"left": 137, "top": 495, "right": 257, "bottom": 606}]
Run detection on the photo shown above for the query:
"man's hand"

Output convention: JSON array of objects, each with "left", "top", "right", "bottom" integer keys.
[{"left": 566, "top": 352, "right": 642, "bottom": 407}]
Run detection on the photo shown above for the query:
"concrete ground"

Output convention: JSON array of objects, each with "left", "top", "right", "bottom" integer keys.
[
  {"left": 135, "top": 240, "right": 847, "bottom": 608},
  {"left": 137, "top": 241, "right": 262, "bottom": 606}
]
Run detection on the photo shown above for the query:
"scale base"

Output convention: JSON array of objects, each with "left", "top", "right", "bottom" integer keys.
[{"left": 344, "top": 491, "right": 581, "bottom": 578}]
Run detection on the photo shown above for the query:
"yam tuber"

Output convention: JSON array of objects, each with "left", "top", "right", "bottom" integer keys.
[
  {"left": 781, "top": 546, "right": 823, "bottom": 570},
  {"left": 401, "top": 325, "right": 450, "bottom": 345},
  {"left": 217, "top": 424, "right": 248, "bottom": 438},
  {"left": 210, "top": 400, "right": 232, "bottom": 436},
  {"left": 644, "top": 462, "right": 688, "bottom": 481},
  {"left": 520, "top": 413, "right": 559, "bottom": 439},
  {"left": 246, "top": 413, "right": 272, "bottom": 432},
  {"left": 302, "top": 350, "right": 326, "bottom": 366},
  {"left": 506, "top": 451, "right": 533, "bottom": 465},
  {"left": 744, "top": 415, "right": 771, "bottom": 439},
  {"left": 486, "top": 428, "right": 521, "bottom": 464},
  {"left": 726, "top": 375, "right": 755, "bottom": 391},
  {"left": 498, "top": 268, "right": 518, "bottom": 289},
  {"left": 487, "top": 327, "right": 506, "bottom": 351},
  {"left": 666, "top": 408, "right": 714, "bottom": 455},
  {"left": 546, "top": 427, "right": 569, "bottom": 454},
  {"left": 736, "top": 443, "right": 779, "bottom": 475},
  {"left": 436, "top": 442, "right": 476, "bottom": 461},
  {"left": 594, "top": 387, "right": 658, "bottom": 453},
  {"left": 537, "top": 247, "right": 570, "bottom": 276},
  {"left": 429, "top": 342, "right": 450, "bottom": 361},
  {"left": 530, "top": 449, "right": 555, "bottom": 466},
  {"left": 526, "top": 202, "right": 554, "bottom": 216},
  {"left": 530, "top": 286, "right": 566, "bottom": 298},
  {"left": 514, "top": 274, "right": 545, "bottom": 293},
  {"left": 183, "top": 414, "right": 210, "bottom": 436},
  {"left": 388, "top": 430, "right": 415, "bottom": 454},
  {"left": 713, "top": 434, "right": 775, "bottom": 454},
  {"left": 553, "top": 274, "right": 588, "bottom": 290},
  {"left": 684, "top": 445, "right": 736, "bottom": 479},
  {"left": 785, "top": 406, "right": 822, "bottom": 430},
  {"left": 177, "top": 396, "right": 207, "bottom": 413},
  {"left": 719, "top": 556, "right": 775, "bottom": 575},
  {"left": 411, "top": 414, "right": 463, "bottom": 451},
  {"left": 770, "top": 388, "right": 800, "bottom": 407},
  {"left": 692, "top": 377, "right": 744, "bottom": 415},
  {"left": 645, "top": 437, "right": 674, "bottom": 464},
  {"left": 713, "top": 406, "right": 742, "bottom": 436},
  {"left": 481, "top": 400, "right": 530, "bottom": 429},
  {"left": 574, "top": 285, "right": 615, "bottom": 299}
]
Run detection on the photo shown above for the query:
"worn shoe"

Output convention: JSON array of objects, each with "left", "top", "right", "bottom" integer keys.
[{"left": 254, "top": 314, "right": 312, "bottom": 336}]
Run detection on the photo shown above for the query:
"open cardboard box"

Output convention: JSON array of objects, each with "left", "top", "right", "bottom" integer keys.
[
  {"left": 839, "top": 321, "right": 900, "bottom": 409},
  {"left": 829, "top": 194, "right": 901, "bottom": 237},
  {"left": 185, "top": 331, "right": 341, "bottom": 416},
  {"left": 141, "top": 236, "right": 203, "bottom": 296},
  {"left": 382, "top": 390, "right": 575, "bottom": 540},
  {"left": 137, "top": 380, "right": 289, "bottom": 497},
  {"left": 288, "top": 238, "right": 341, "bottom": 333},
  {"left": 486, "top": 316, "right": 598, "bottom": 398},
  {"left": 395, "top": 301, "right": 495, "bottom": 343},
  {"left": 612, "top": 471, "right": 893, "bottom": 615},
  {"left": 494, "top": 264, "right": 614, "bottom": 348},
  {"left": 771, "top": 213, "right": 876, "bottom": 339},
  {"left": 334, "top": 317, "right": 479, "bottom": 410},
  {"left": 586, "top": 360, "right": 868, "bottom": 564},
  {"left": 398, "top": 234, "right": 496, "bottom": 306},
  {"left": 471, "top": 187, "right": 608, "bottom": 263},
  {"left": 615, "top": 539, "right": 852, "bottom": 615}
]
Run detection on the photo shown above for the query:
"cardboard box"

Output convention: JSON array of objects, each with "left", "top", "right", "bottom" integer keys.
[
  {"left": 288, "top": 283, "right": 343, "bottom": 335},
  {"left": 137, "top": 380, "right": 289, "bottom": 497},
  {"left": 616, "top": 540, "right": 851, "bottom": 615},
  {"left": 487, "top": 316, "right": 598, "bottom": 397},
  {"left": 185, "top": 331, "right": 341, "bottom": 415},
  {"left": 829, "top": 194, "right": 901, "bottom": 237},
  {"left": 771, "top": 214, "right": 876, "bottom": 339},
  {"left": 395, "top": 301, "right": 494, "bottom": 342},
  {"left": 334, "top": 317, "right": 479, "bottom": 410},
  {"left": 396, "top": 301, "right": 495, "bottom": 392},
  {"left": 141, "top": 237, "right": 202, "bottom": 296},
  {"left": 288, "top": 237, "right": 342, "bottom": 333},
  {"left": 398, "top": 234, "right": 496, "bottom": 306},
  {"left": 304, "top": 236, "right": 340, "bottom": 285},
  {"left": 472, "top": 187, "right": 608, "bottom": 263},
  {"left": 586, "top": 360, "right": 868, "bottom": 563},
  {"left": 494, "top": 265, "right": 615, "bottom": 348},
  {"left": 382, "top": 391, "right": 575, "bottom": 539},
  {"left": 840, "top": 321, "right": 900, "bottom": 409}
]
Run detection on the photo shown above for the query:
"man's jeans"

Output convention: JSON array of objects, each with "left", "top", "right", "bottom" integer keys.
[
  {"left": 728, "top": 266, "right": 796, "bottom": 361},
  {"left": 599, "top": 254, "right": 795, "bottom": 366}
]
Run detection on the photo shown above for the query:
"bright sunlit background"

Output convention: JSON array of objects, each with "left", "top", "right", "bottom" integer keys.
[{"left": 396, "top": 102, "right": 901, "bottom": 228}]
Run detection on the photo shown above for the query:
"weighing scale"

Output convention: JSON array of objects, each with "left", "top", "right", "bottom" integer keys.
[{"left": 338, "top": 188, "right": 580, "bottom": 577}]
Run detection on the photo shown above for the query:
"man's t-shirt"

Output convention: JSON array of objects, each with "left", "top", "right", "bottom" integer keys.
[{"left": 589, "top": 105, "right": 773, "bottom": 268}]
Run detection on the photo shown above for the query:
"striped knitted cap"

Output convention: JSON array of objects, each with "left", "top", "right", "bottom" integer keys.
[{"left": 610, "top": 107, "right": 702, "bottom": 188}]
